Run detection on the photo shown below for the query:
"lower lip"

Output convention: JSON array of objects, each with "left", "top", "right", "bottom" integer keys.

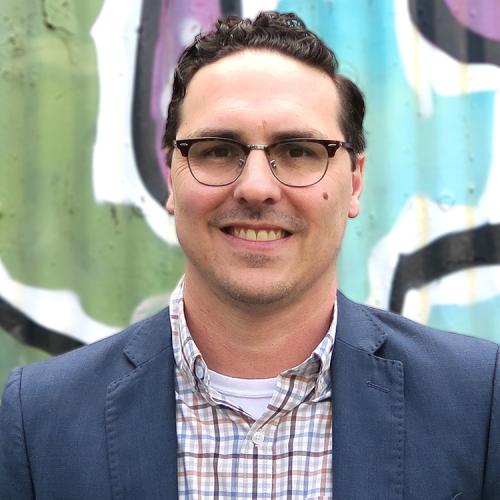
[{"left": 220, "top": 229, "right": 291, "bottom": 250}]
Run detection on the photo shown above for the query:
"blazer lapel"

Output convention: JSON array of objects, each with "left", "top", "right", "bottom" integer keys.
[
  {"left": 332, "top": 294, "right": 405, "bottom": 500},
  {"left": 105, "top": 309, "right": 178, "bottom": 500}
]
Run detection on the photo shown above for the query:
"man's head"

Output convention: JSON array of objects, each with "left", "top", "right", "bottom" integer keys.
[
  {"left": 164, "top": 12, "right": 366, "bottom": 311},
  {"left": 162, "top": 11, "right": 366, "bottom": 157}
]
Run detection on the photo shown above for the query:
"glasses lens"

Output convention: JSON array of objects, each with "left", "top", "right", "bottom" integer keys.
[
  {"left": 188, "top": 139, "right": 244, "bottom": 186},
  {"left": 269, "top": 141, "right": 328, "bottom": 186}
]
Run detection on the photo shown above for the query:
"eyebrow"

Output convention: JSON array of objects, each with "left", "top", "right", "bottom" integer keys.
[
  {"left": 182, "top": 127, "right": 330, "bottom": 142},
  {"left": 184, "top": 128, "right": 240, "bottom": 140},
  {"left": 271, "top": 129, "right": 329, "bottom": 141}
]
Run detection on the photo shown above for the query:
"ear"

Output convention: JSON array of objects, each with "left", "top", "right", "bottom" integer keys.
[
  {"left": 348, "top": 153, "right": 365, "bottom": 219},
  {"left": 166, "top": 167, "right": 175, "bottom": 215},
  {"left": 165, "top": 148, "right": 175, "bottom": 215}
]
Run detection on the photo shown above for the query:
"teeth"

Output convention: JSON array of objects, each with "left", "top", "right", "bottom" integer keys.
[{"left": 231, "top": 228, "right": 286, "bottom": 241}]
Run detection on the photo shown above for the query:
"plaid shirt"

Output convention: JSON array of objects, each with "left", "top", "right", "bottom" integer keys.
[{"left": 170, "top": 280, "right": 336, "bottom": 499}]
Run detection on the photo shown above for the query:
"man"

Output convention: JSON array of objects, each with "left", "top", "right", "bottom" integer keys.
[{"left": 1, "top": 11, "right": 499, "bottom": 500}]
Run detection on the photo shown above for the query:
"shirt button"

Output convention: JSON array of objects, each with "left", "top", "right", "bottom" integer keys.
[
  {"left": 252, "top": 431, "right": 265, "bottom": 446},
  {"left": 195, "top": 364, "right": 205, "bottom": 380}
]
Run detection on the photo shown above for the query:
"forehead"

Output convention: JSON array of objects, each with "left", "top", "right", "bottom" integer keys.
[{"left": 177, "top": 50, "right": 342, "bottom": 140}]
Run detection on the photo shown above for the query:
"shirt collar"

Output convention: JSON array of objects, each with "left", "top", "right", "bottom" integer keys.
[
  {"left": 170, "top": 278, "right": 206, "bottom": 389},
  {"left": 280, "top": 303, "right": 336, "bottom": 400},
  {"left": 169, "top": 276, "right": 336, "bottom": 398}
]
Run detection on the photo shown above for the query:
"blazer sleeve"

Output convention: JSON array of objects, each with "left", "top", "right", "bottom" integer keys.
[
  {"left": 0, "top": 367, "right": 35, "bottom": 500},
  {"left": 483, "top": 345, "right": 500, "bottom": 499}
]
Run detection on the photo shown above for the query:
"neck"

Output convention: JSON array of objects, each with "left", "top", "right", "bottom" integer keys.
[{"left": 181, "top": 273, "right": 337, "bottom": 378}]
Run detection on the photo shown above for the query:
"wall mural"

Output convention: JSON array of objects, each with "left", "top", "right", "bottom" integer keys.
[{"left": 1, "top": 0, "right": 499, "bottom": 386}]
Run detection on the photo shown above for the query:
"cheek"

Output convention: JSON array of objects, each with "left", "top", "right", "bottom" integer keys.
[{"left": 173, "top": 180, "right": 231, "bottom": 220}]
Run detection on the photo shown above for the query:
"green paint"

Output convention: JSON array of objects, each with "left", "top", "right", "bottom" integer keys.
[{"left": 0, "top": 0, "right": 185, "bottom": 330}]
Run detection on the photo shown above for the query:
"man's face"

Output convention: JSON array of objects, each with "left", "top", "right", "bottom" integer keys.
[{"left": 167, "top": 50, "right": 364, "bottom": 310}]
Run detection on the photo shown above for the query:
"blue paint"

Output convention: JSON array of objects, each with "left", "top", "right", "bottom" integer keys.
[
  {"left": 428, "top": 295, "right": 500, "bottom": 342},
  {"left": 278, "top": 0, "right": 499, "bottom": 340}
]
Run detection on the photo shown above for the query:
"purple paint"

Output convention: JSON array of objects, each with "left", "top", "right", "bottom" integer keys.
[
  {"left": 445, "top": 0, "right": 500, "bottom": 41},
  {"left": 151, "top": 0, "right": 222, "bottom": 179}
]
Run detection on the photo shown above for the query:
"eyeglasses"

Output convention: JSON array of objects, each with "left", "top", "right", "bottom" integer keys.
[{"left": 172, "top": 137, "right": 353, "bottom": 187}]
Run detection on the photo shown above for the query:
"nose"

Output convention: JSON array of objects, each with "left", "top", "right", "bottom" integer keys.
[{"left": 232, "top": 149, "right": 282, "bottom": 205}]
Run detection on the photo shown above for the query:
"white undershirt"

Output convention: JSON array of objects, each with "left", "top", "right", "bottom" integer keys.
[{"left": 208, "top": 369, "right": 277, "bottom": 420}]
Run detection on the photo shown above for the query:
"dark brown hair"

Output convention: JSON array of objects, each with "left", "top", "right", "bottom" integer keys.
[{"left": 162, "top": 11, "right": 366, "bottom": 155}]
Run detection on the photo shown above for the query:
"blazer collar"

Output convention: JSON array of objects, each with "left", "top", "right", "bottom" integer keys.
[
  {"left": 335, "top": 291, "right": 388, "bottom": 353},
  {"left": 122, "top": 308, "right": 173, "bottom": 367},
  {"left": 106, "top": 309, "right": 178, "bottom": 500},
  {"left": 332, "top": 293, "right": 405, "bottom": 500}
]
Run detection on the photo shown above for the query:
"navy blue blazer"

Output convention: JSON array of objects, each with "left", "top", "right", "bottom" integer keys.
[{"left": 1, "top": 293, "right": 499, "bottom": 499}]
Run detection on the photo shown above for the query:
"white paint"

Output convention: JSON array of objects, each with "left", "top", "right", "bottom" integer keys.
[
  {"left": 241, "top": 0, "right": 279, "bottom": 20},
  {"left": 179, "top": 17, "right": 203, "bottom": 46},
  {"left": 0, "top": 258, "right": 121, "bottom": 344},
  {"left": 160, "top": 67, "right": 175, "bottom": 123},
  {"left": 478, "top": 92, "right": 500, "bottom": 225},
  {"left": 90, "top": 0, "right": 178, "bottom": 246},
  {"left": 400, "top": 264, "right": 500, "bottom": 323}
]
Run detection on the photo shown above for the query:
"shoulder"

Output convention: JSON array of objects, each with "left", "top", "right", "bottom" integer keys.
[
  {"left": 369, "top": 301, "right": 497, "bottom": 357},
  {"left": 337, "top": 291, "right": 499, "bottom": 374},
  {"left": 9, "top": 308, "right": 173, "bottom": 405}
]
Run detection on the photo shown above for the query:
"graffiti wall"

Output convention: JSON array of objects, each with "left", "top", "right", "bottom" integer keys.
[{"left": 1, "top": 0, "right": 499, "bottom": 387}]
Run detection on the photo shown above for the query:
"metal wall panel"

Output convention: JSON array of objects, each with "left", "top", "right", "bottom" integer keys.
[{"left": 1, "top": 0, "right": 499, "bottom": 386}]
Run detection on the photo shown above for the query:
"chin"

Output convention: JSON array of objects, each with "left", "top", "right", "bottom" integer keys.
[{"left": 216, "top": 277, "right": 294, "bottom": 307}]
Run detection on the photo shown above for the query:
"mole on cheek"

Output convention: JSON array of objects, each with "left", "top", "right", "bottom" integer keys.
[{"left": 322, "top": 192, "right": 329, "bottom": 200}]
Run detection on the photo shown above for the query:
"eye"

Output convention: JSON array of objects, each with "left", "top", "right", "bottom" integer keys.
[
  {"left": 286, "top": 144, "right": 311, "bottom": 158},
  {"left": 274, "top": 141, "right": 322, "bottom": 161},
  {"left": 207, "top": 146, "right": 232, "bottom": 157},
  {"left": 195, "top": 141, "right": 241, "bottom": 160}
]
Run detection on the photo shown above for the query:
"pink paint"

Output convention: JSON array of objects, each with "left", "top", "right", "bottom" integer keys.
[
  {"left": 151, "top": 0, "right": 222, "bottom": 180},
  {"left": 444, "top": 0, "right": 500, "bottom": 41}
]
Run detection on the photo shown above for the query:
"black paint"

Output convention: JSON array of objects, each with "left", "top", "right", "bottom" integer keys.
[
  {"left": 389, "top": 223, "right": 500, "bottom": 313},
  {"left": 409, "top": 0, "right": 500, "bottom": 65},
  {"left": 132, "top": 0, "right": 167, "bottom": 206},
  {"left": 0, "top": 297, "right": 84, "bottom": 355},
  {"left": 221, "top": 0, "right": 242, "bottom": 16}
]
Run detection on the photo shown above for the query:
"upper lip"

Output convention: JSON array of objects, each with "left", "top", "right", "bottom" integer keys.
[{"left": 220, "top": 222, "right": 293, "bottom": 234}]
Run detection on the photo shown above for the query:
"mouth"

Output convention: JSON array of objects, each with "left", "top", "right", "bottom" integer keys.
[{"left": 222, "top": 226, "right": 290, "bottom": 242}]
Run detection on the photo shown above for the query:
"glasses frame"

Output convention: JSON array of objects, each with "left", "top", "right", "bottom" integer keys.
[{"left": 172, "top": 136, "right": 354, "bottom": 187}]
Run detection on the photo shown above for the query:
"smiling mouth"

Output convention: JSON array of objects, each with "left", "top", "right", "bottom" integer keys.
[{"left": 223, "top": 227, "right": 289, "bottom": 241}]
